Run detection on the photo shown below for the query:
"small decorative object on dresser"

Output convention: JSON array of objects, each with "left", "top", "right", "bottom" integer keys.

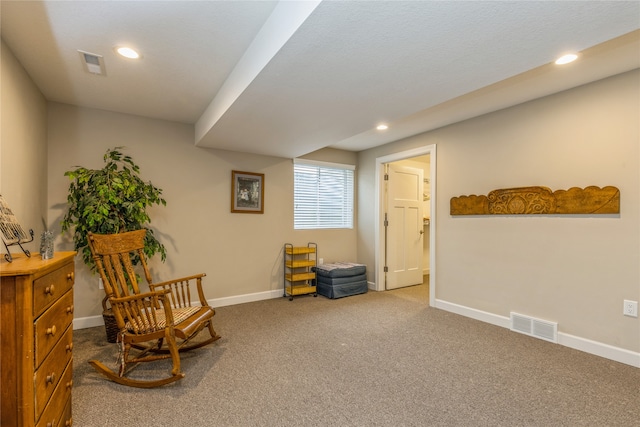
[
  {"left": 1, "top": 251, "right": 76, "bottom": 427},
  {"left": 39, "top": 230, "right": 54, "bottom": 260}
]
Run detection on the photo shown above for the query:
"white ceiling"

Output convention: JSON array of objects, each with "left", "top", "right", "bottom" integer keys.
[{"left": 2, "top": 1, "right": 639, "bottom": 158}]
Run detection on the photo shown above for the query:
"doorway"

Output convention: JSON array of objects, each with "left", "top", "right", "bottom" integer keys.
[
  {"left": 385, "top": 162, "right": 424, "bottom": 289},
  {"left": 375, "top": 145, "right": 436, "bottom": 305}
]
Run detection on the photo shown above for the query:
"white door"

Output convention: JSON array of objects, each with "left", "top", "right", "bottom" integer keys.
[{"left": 386, "top": 164, "right": 424, "bottom": 290}]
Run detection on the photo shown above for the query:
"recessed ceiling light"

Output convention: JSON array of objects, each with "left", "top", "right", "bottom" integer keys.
[
  {"left": 555, "top": 53, "right": 578, "bottom": 65},
  {"left": 376, "top": 124, "right": 389, "bottom": 131},
  {"left": 115, "top": 47, "right": 140, "bottom": 59}
]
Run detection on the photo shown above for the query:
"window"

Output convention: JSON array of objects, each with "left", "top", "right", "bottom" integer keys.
[{"left": 294, "top": 159, "right": 354, "bottom": 229}]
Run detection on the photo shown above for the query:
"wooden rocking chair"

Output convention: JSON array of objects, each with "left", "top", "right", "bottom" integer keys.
[{"left": 87, "top": 229, "right": 220, "bottom": 388}]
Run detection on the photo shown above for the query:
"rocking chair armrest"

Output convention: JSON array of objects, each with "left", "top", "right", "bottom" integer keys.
[
  {"left": 109, "top": 289, "right": 171, "bottom": 305},
  {"left": 110, "top": 289, "right": 174, "bottom": 314},
  {"left": 149, "top": 273, "right": 209, "bottom": 306},
  {"left": 149, "top": 273, "right": 206, "bottom": 289}
]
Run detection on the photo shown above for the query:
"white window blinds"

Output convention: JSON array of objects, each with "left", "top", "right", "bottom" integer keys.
[{"left": 293, "top": 159, "right": 354, "bottom": 229}]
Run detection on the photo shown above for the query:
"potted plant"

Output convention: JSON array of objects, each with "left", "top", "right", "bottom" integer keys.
[{"left": 62, "top": 147, "right": 167, "bottom": 341}]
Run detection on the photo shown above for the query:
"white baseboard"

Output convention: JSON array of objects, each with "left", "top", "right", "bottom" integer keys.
[
  {"left": 73, "top": 316, "right": 106, "bottom": 330},
  {"left": 74, "top": 291, "right": 639, "bottom": 368},
  {"left": 434, "top": 299, "right": 640, "bottom": 368},
  {"left": 434, "top": 299, "right": 511, "bottom": 328},
  {"left": 558, "top": 332, "right": 640, "bottom": 368},
  {"left": 208, "top": 288, "right": 284, "bottom": 308},
  {"left": 73, "top": 288, "right": 285, "bottom": 330}
]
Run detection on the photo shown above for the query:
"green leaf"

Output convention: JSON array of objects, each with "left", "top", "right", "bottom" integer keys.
[{"left": 61, "top": 147, "right": 167, "bottom": 274}]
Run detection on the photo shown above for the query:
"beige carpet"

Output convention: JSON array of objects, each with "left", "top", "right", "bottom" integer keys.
[{"left": 72, "top": 284, "right": 639, "bottom": 426}]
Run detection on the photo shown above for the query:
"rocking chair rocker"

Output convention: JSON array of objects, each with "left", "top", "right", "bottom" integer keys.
[{"left": 87, "top": 229, "right": 220, "bottom": 388}]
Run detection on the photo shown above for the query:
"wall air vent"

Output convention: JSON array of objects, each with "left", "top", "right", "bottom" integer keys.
[
  {"left": 78, "top": 50, "right": 106, "bottom": 76},
  {"left": 510, "top": 312, "right": 558, "bottom": 343}
]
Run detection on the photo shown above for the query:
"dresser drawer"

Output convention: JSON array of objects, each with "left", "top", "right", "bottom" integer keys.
[
  {"left": 33, "top": 262, "right": 74, "bottom": 318},
  {"left": 35, "top": 359, "right": 73, "bottom": 427},
  {"left": 34, "top": 290, "right": 74, "bottom": 368},
  {"left": 34, "top": 326, "right": 73, "bottom": 420},
  {"left": 60, "top": 395, "right": 72, "bottom": 427}
]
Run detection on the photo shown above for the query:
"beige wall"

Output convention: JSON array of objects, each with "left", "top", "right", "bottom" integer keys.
[
  {"left": 0, "top": 40, "right": 48, "bottom": 256},
  {"left": 46, "top": 104, "right": 358, "bottom": 319},
  {"left": 3, "top": 36, "right": 638, "bottom": 361},
  {"left": 358, "top": 70, "right": 640, "bottom": 353}
]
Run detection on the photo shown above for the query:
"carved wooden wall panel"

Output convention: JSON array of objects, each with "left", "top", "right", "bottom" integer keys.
[{"left": 450, "top": 186, "right": 620, "bottom": 215}]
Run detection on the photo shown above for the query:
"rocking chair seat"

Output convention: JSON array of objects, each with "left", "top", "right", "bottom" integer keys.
[
  {"left": 173, "top": 306, "right": 215, "bottom": 338},
  {"left": 125, "top": 305, "right": 205, "bottom": 334}
]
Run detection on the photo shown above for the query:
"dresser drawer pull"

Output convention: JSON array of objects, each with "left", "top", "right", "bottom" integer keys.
[
  {"left": 66, "top": 379, "right": 74, "bottom": 389},
  {"left": 66, "top": 342, "right": 74, "bottom": 352},
  {"left": 67, "top": 272, "right": 75, "bottom": 282},
  {"left": 67, "top": 304, "right": 74, "bottom": 314},
  {"left": 46, "top": 325, "right": 57, "bottom": 336},
  {"left": 46, "top": 372, "right": 56, "bottom": 384},
  {"left": 46, "top": 421, "right": 55, "bottom": 427},
  {"left": 45, "top": 284, "right": 55, "bottom": 295},
  {"left": 65, "top": 417, "right": 73, "bottom": 426}
]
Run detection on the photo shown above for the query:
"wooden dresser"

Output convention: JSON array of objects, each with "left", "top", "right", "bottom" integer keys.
[{"left": 1, "top": 251, "right": 76, "bottom": 427}]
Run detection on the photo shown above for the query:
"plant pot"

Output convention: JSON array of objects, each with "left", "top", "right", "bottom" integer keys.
[{"left": 101, "top": 295, "right": 119, "bottom": 343}]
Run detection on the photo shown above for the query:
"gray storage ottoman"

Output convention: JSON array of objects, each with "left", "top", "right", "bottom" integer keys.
[{"left": 314, "top": 262, "right": 367, "bottom": 299}]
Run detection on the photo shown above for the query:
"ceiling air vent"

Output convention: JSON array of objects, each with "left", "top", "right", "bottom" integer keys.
[
  {"left": 78, "top": 50, "right": 106, "bottom": 76},
  {"left": 510, "top": 312, "right": 558, "bottom": 343}
]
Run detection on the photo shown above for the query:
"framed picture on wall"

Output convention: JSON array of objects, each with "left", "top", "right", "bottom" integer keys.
[{"left": 231, "top": 170, "right": 264, "bottom": 214}]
